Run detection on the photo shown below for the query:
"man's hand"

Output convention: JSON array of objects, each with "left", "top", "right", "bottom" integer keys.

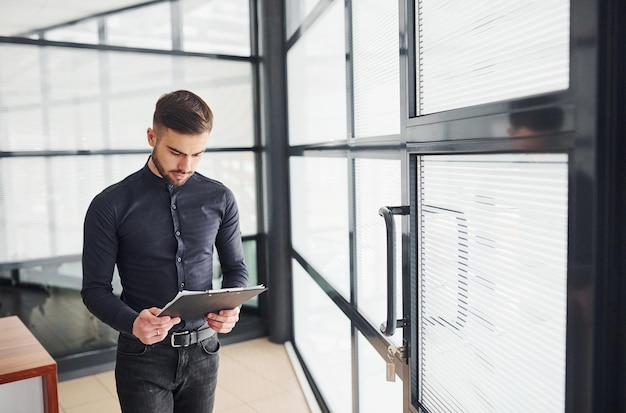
[
  {"left": 205, "top": 306, "right": 240, "bottom": 333},
  {"left": 132, "top": 308, "right": 181, "bottom": 344}
]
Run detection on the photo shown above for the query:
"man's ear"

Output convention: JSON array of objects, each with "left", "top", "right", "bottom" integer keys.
[{"left": 147, "top": 127, "right": 157, "bottom": 147}]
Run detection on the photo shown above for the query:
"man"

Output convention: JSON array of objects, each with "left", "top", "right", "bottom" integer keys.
[
  {"left": 82, "top": 90, "right": 248, "bottom": 413},
  {"left": 507, "top": 96, "right": 564, "bottom": 138}
]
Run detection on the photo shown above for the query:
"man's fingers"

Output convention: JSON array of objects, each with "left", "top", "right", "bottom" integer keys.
[
  {"left": 206, "top": 308, "right": 240, "bottom": 333},
  {"left": 133, "top": 309, "right": 181, "bottom": 343}
]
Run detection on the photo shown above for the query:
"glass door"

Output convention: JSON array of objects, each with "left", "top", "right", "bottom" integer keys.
[
  {"left": 409, "top": 153, "right": 569, "bottom": 412},
  {"left": 354, "top": 157, "right": 406, "bottom": 413}
]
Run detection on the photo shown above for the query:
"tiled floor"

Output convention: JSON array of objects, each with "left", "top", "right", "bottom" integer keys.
[{"left": 57, "top": 338, "right": 315, "bottom": 413}]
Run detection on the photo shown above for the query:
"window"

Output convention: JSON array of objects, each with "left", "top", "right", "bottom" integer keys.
[
  {"left": 416, "top": 0, "right": 570, "bottom": 114},
  {"left": 418, "top": 153, "right": 568, "bottom": 412}
]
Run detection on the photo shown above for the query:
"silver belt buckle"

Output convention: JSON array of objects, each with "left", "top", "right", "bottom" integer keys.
[{"left": 170, "top": 331, "right": 189, "bottom": 348}]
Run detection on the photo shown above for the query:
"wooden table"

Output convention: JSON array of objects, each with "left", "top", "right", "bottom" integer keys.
[{"left": 0, "top": 316, "right": 58, "bottom": 413}]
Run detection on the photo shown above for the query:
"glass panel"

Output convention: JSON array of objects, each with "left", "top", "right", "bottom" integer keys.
[
  {"left": 181, "top": 0, "right": 250, "bottom": 56},
  {"left": 285, "top": 0, "right": 320, "bottom": 39},
  {"left": 49, "top": 102, "right": 103, "bottom": 151},
  {"left": 1, "top": 107, "right": 45, "bottom": 151},
  {"left": 106, "top": 154, "right": 151, "bottom": 184},
  {"left": 106, "top": 52, "right": 174, "bottom": 94},
  {"left": 212, "top": 239, "right": 258, "bottom": 306},
  {"left": 241, "top": 240, "right": 259, "bottom": 306},
  {"left": 48, "top": 157, "right": 109, "bottom": 256},
  {"left": 0, "top": 45, "right": 44, "bottom": 152},
  {"left": 0, "top": 158, "right": 52, "bottom": 261},
  {"left": 355, "top": 158, "right": 402, "bottom": 345},
  {"left": 44, "top": 19, "right": 99, "bottom": 44},
  {"left": 177, "top": 59, "right": 254, "bottom": 148},
  {"left": 287, "top": 0, "right": 347, "bottom": 145},
  {"left": 293, "top": 261, "right": 352, "bottom": 413},
  {"left": 195, "top": 152, "right": 257, "bottom": 236},
  {"left": 418, "top": 153, "right": 568, "bottom": 412},
  {"left": 417, "top": 0, "right": 570, "bottom": 114},
  {"left": 352, "top": 0, "right": 400, "bottom": 138},
  {"left": 358, "top": 332, "right": 403, "bottom": 413},
  {"left": 106, "top": 53, "right": 254, "bottom": 149},
  {"left": 290, "top": 157, "right": 350, "bottom": 298},
  {"left": 0, "top": 44, "right": 42, "bottom": 107},
  {"left": 46, "top": 47, "right": 101, "bottom": 101},
  {"left": 105, "top": 2, "right": 172, "bottom": 50},
  {"left": 0, "top": 44, "right": 253, "bottom": 151},
  {"left": 107, "top": 92, "right": 166, "bottom": 150},
  {"left": 0, "top": 155, "right": 143, "bottom": 263}
]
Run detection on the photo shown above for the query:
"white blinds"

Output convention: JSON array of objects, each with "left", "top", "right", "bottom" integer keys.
[
  {"left": 417, "top": 0, "right": 570, "bottom": 115},
  {"left": 418, "top": 154, "right": 568, "bottom": 412},
  {"left": 352, "top": 0, "right": 400, "bottom": 138}
]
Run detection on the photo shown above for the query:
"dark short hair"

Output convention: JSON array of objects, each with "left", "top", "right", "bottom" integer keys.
[
  {"left": 153, "top": 90, "right": 213, "bottom": 134},
  {"left": 509, "top": 96, "right": 564, "bottom": 134}
]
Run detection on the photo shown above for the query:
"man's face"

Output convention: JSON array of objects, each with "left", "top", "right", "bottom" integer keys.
[{"left": 146, "top": 127, "right": 209, "bottom": 186}]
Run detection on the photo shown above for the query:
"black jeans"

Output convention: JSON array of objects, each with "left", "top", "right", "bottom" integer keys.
[{"left": 115, "top": 332, "right": 220, "bottom": 413}]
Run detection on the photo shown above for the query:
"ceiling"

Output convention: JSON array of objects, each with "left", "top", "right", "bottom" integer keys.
[{"left": 0, "top": 0, "right": 151, "bottom": 36}]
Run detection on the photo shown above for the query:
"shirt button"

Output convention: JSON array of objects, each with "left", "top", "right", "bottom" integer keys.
[
  {"left": 175, "top": 230, "right": 181, "bottom": 236},
  {"left": 171, "top": 204, "right": 177, "bottom": 210},
  {"left": 177, "top": 257, "right": 182, "bottom": 262},
  {"left": 180, "top": 282, "right": 185, "bottom": 289}
]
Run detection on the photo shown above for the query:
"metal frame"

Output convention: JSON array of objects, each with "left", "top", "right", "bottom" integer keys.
[
  {"left": 285, "top": 0, "right": 626, "bottom": 412},
  {"left": 404, "top": 1, "right": 626, "bottom": 412}
]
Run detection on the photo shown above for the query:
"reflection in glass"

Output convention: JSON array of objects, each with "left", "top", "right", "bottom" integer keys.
[
  {"left": 507, "top": 96, "right": 565, "bottom": 140},
  {"left": 0, "top": 259, "right": 120, "bottom": 359}
]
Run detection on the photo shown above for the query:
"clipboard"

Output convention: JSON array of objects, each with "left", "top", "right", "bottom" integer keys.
[{"left": 157, "top": 285, "right": 267, "bottom": 319}]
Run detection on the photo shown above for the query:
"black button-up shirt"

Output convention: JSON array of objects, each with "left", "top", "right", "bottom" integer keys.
[{"left": 81, "top": 162, "right": 248, "bottom": 334}]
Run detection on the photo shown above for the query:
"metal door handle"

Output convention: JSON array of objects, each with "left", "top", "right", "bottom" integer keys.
[{"left": 378, "top": 205, "right": 410, "bottom": 336}]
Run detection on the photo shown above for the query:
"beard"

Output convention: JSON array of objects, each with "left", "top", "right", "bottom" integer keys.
[{"left": 150, "top": 153, "right": 192, "bottom": 186}]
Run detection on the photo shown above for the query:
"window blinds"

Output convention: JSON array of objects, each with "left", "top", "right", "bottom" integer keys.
[
  {"left": 417, "top": 0, "right": 570, "bottom": 115},
  {"left": 352, "top": 0, "right": 400, "bottom": 138},
  {"left": 418, "top": 154, "right": 568, "bottom": 412}
]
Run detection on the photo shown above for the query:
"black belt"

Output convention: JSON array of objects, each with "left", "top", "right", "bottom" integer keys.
[{"left": 167, "top": 327, "right": 215, "bottom": 348}]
